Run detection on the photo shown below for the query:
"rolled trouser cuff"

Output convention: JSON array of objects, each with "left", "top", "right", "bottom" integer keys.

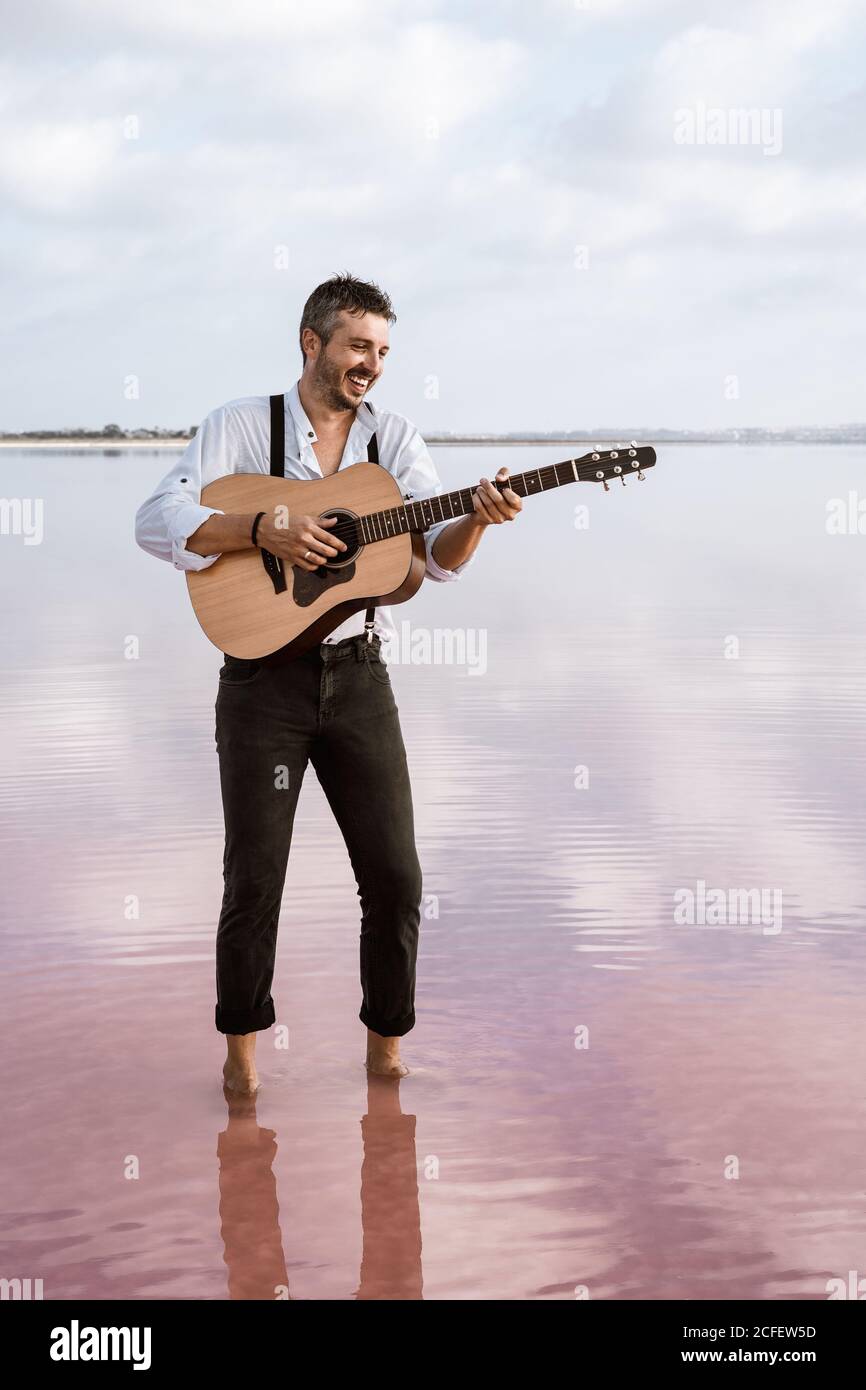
[
  {"left": 360, "top": 1003, "right": 415, "bottom": 1038},
  {"left": 215, "top": 998, "right": 276, "bottom": 1035}
]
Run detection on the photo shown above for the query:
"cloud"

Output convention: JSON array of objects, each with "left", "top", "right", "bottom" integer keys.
[
  {"left": 0, "top": 118, "right": 123, "bottom": 213},
  {"left": 0, "top": 1, "right": 864, "bottom": 429}
]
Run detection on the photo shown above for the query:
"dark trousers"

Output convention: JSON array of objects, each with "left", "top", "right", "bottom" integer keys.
[{"left": 213, "top": 634, "right": 422, "bottom": 1038}]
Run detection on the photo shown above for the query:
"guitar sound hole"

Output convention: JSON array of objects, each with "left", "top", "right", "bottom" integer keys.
[{"left": 318, "top": 509, "right": 362, "bottom": 568}]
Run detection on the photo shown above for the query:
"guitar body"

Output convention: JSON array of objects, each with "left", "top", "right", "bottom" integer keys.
[
  {"left": 186, "top": 462, "right": 428, "bottom": 659},
  {"left": 183, "top": 443, "right": 657, "bottom": 661}
]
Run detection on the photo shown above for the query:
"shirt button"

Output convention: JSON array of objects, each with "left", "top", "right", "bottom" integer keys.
[{"left": 307, "top": 431, "right": 314, "bottom": 438}]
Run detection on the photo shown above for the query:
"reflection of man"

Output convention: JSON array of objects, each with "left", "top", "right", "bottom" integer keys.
[
  {"left": 356, "top": 1079, "right": 423, "bottom": 1300},
  {"left": 135, "top": 274, "right": 522, "bottom": 1092},
  {"left": 217, "top": 1098, "right": 290, "bottom": 1301},
  {"left": 217, "top": 1078, "right": 422, "bottom": 1301}
]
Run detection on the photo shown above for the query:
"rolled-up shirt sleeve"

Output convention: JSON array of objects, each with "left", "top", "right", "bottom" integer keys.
[
  {"left": 395, "top": 428, "right": 476, "bottom": 583},
  {"left": 134, "top": 409, "right": 228, "bottom": 572}
]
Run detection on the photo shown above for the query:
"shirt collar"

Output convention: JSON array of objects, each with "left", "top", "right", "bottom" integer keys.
[{"left": 286, "top": 379, "right": 377, "bottom": 449}]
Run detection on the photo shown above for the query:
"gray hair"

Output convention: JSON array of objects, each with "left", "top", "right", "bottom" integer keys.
[{"left": 299, "top": 273, "right": 396, "bottom": 363}]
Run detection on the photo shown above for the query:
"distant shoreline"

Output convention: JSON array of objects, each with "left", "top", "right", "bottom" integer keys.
[
  {"left": 1, "top": 435, "right": 864, "bottom": 450},
  {"left": 0, "top": 439, "right": 193, "bottom": 448}
]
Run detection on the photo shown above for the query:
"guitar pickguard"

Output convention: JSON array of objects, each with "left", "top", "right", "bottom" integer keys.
[{"left": 292, "top": 562, "right": 356, "bottom": 608}]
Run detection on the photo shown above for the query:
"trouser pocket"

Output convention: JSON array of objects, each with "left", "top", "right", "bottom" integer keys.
[{"left": 218, "top": 656, "right": 265, "bottom": 687}]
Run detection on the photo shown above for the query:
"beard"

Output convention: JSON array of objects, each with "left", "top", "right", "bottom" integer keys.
[{"left": 312, "top": 350, "right": 373, "bottom": 412}]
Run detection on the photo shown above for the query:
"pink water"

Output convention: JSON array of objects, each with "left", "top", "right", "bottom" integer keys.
[{"left": 2, "top": 446, "right": 865, "bottom": 1299}]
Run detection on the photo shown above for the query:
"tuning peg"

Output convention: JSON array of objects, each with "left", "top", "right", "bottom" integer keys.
[
  {"left": 621, "top": 475, "right": 627, "bottom": 486},
  {"left": 638, "top": 471, "right": 645, "bottom": 481}
]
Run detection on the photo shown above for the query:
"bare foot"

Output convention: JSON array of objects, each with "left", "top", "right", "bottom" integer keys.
[
  {"left": 365, "top": 1029, "right": 409, "bottom": 1078},
  {"left": 223, "top": 1031, "right": 260, "bottom": 1094}
]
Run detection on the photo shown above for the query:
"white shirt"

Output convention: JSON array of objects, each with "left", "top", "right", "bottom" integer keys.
[{"left": 134, "top": 381, "right": 474, "bottom": 647}]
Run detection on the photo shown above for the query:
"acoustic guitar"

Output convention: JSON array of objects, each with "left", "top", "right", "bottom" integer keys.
[{"left": 186, "top": 443, "right": 657, "bottom": 659}]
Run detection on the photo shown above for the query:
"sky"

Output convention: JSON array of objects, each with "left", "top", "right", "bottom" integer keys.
[{"left": 1, "top": 0, "right": 864, "bottom": 432}]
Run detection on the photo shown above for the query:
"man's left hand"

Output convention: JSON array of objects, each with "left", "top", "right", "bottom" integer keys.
[{"left": 471, "top": 467, "right": 523, "bottom": 526}]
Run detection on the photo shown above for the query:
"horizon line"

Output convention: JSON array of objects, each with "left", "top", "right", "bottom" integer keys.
[{"left": 2, "top": 423, "right": 866, "bottom": 443}]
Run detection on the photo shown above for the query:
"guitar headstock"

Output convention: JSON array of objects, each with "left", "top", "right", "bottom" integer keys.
[{"left": 575, "top": 442, "right": 657, "bottom": 489}]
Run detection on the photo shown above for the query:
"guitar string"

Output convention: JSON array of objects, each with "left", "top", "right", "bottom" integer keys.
[
  {"left": 323, "top": 462, "right": 575, "bottom": 545},
  {"left": 318, "top": 460, "right": 624, "bottom": 546},
  {"left": 267, "top": 455, "right": 650, "bottom": 552}
]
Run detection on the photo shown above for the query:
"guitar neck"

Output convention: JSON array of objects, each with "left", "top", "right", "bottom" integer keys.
[{"left": 358, "top": 451, "right": 634, "bottom": 544}]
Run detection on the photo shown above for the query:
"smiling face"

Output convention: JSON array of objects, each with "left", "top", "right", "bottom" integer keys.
[{"left": 302, "top": 310, "right": 390, "bottom": 413}]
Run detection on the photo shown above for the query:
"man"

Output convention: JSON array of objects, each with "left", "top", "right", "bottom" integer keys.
[{"left": 135, "top": 273, "right": 521, "bottom": 1092}]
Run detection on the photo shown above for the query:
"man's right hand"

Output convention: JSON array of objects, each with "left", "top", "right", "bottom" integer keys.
[{"left": 255, "top": 512, "right": 348, "bottom": 571}]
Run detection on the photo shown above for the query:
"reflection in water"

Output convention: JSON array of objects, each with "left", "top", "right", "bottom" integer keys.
[
  {"left": 355, "top": 1079, "right": 423, "bottom": 1301},
  {"left": 2, "top": 446, "right": 866, "bottom": 1299},
  {"left": 217, "top": 1080, "right": 422, "bottom": 1301},
  {"left": 217, "top": 1092, "right": 291, "bottom": 1301}
]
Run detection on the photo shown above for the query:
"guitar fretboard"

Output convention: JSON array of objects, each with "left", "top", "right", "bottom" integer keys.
[{"left": 358, "top": 455, "right": 598, "bottom": 544}]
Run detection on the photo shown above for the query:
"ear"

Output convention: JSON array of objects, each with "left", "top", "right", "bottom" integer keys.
[{"left": 301, "top": 326, "right": 321, "bottom": 360}]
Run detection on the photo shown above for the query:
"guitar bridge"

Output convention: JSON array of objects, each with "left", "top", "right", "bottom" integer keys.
[{"left": 260, "top": 548, "right": 287, "bottom": 594}]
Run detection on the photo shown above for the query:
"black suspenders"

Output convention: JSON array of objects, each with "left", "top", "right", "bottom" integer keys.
[
  {"left": 269, "top": 394, "right": 378, "bottom": 641},
  {"left": 269, "top": 392, "right": 285, "bottom": 478}
]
